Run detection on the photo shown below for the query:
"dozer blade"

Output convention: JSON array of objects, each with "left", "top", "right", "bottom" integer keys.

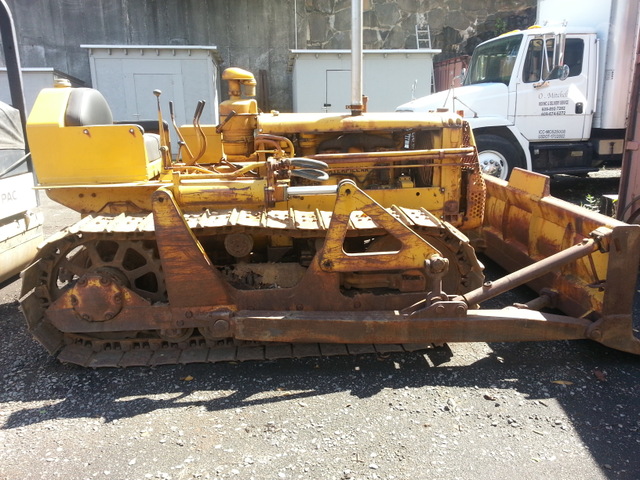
[{"left": 481, "top": 168, "right": 640, "bottom": 354}]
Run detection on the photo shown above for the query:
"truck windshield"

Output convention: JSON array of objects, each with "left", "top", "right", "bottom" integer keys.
[{"left": 464, "top": 34, "right": 523, "bottom": 86}]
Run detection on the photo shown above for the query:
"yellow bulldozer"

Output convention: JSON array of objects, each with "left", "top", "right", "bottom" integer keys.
[{"left": 18, "top": 61, "right": 640, "bottom": 367}]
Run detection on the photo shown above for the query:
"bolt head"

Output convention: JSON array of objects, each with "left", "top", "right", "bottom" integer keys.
[{"left": 213, "top": 319, "right": 230, "bottom": 334}]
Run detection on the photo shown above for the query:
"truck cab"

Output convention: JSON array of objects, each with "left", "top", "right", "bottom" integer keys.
[{"left": 398, "top": 0, "right": 639, "bottom": 180}]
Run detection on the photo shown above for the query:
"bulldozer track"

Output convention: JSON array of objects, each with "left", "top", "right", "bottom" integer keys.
[
  {"left": 20, "top": 206, "right": 481, "bottom": 367},
  {"left": 55, "top": 336, "right": 439, "bottom": 368}
]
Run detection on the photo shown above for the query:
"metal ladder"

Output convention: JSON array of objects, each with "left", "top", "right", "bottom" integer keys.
[
  {"left": 415, "top": 22, "right": 435, "bottom": 92},
  {"left": 415, "top": 23, "right": 432, "bottom": 49}
]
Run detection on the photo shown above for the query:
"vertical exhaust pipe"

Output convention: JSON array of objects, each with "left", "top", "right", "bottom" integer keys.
[{"left": 349, "top": 0, "right": 364, "bottom": 116}]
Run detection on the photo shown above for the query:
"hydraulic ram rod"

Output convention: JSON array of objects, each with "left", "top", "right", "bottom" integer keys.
[
  {"left": 310, "top": 147, "right": 476, "bottom": 162},
  {"left": 457, "top": 237, "right": 600, "bottom": 306}
]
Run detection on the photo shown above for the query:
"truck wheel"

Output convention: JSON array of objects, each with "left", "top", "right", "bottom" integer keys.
[{"left": 475, "top": 134, "right": 523, "bottom": 180}]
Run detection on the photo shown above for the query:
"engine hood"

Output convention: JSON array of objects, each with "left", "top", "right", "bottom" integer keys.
[{"left": 396, "top": 83, "right": 509, "bottom": 119}]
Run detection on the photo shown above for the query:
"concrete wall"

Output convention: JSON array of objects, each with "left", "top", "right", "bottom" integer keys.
[
  {"left": 5, "top": 0, "right": 295, "bottom": 111},
  {"left": 3, "top": 0, "right": 536, "bottom": 112}
]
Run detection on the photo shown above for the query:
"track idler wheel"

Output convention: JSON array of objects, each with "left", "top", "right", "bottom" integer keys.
[{"left": 159, "top": 328, "right": 195, "bottom": 343}]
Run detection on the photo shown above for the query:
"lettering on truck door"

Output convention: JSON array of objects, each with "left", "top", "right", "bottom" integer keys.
[{"left": 514, "top": 36, "right": 591, "bottom": 141}]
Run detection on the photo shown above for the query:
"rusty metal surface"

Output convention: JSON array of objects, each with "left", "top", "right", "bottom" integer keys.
[
  {"left": 585, "top": 225, "right": 640, "bottom": 353},
  {"left": 460, "top": 237, "right": 599, "bottom": 306},
  {"left": 19, "top": 172, "right": 640, "bottom": 367},
  {"left": 483, "top": 169, "right": 639, "bottom": 318},
  {"left": 319, "top": 181, "right": 441, "bottom": 272},
  {"left": 616, "top": 29, "right": 640, "bottom": 223},
  {"left": 234, "top": 308, "right": 592, "bottom": 344},
  {"left": 153, "top": 187, "right": 232, "bottom": 308},
  {"left": 54, "top": 339, "right": 437, "bottom": 368},
  {"left": 20, "top": 198, "right": 484, "bottom": 365},
  {"left": 68, "top": 273, "right": 125, "bottom": 322}
]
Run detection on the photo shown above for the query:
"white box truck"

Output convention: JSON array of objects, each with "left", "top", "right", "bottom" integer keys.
[
  {"left": 0, "top": 2, "right": 43, "bottom": 283},
  {"left": 397, "top": 0, "right": 640, "bottom": 179},
  {"left": 0, "top": 100, "right": 43, "bottom": 283}
]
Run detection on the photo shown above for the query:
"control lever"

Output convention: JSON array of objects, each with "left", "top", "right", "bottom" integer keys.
[
  {"left": 216, "top": 110, "right": 237, "bottom": 134},
  {"left": 153, "top": 89, "right": 171, "bottom": 168},
  {"left": 170, "top": 100, "right": 195, "bottom": 163},
  {"left": 193, "top": 100, "right": 207, "bottom": 163}
]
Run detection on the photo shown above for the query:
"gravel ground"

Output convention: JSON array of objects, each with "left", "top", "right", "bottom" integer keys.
[{"left": 1, "top": 176, "right": 638, "bottom": 480}]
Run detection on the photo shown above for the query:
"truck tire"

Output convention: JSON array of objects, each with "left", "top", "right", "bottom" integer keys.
[{"left": 475, "top": 134, "right": 524, "bottom": 180}]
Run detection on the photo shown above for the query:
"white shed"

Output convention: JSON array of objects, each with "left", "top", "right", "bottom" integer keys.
[
  {"left": 290, "top": 49, "right": 441, "bottom": 113},
  {"left": 0, "top": 68, "right": 84, "bottom": 115},
  {"left": 82, "top": 45, "right": 221, "bottom": 152}
]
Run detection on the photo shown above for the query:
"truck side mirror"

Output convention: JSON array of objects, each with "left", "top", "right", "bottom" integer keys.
[
  {"left": 541, "top": 32, "right": 568, "bottom": 82},
  {"left": 454, "top": 67, "right": 467, "bottom": 87},
  {"left": 545, "top": 64, "right": 570, "bottom": 82},
  {"left": 554, "top": 32, "right": 566, "bottom": 69},
  {"left": 558, "top": 64, "right": 570, "bottom": 81}
]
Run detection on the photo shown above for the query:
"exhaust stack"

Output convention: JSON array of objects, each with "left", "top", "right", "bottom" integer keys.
[{"left": 349, "top": 0, "right": 364, "bottom": 116}]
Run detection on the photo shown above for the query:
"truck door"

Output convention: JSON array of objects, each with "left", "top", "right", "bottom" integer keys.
[{"left": 514, "top": 35, "right": 592, "bottom": 142}]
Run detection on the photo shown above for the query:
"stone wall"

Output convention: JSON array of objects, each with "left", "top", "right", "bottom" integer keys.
[
  {"left": 4, "top": 0, "right": 536, "bottom": 111},
  {"left": 303, "top": 0, "right": 536, "bottom": 58}
]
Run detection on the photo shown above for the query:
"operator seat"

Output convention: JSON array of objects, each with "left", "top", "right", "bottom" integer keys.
[{"left": 64, "top": 88, "right": 162, "bottom": 161}]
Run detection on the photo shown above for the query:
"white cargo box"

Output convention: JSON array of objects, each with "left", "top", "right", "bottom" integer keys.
[
  {"left": 82, "top": 45, "right": 221, "bottom": 152},
  {"left": 290, "top": 49, "right": 440, "bottom": 113},
  {"left": 0, "top": 68, "right": 84, "bottom": 115}
]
